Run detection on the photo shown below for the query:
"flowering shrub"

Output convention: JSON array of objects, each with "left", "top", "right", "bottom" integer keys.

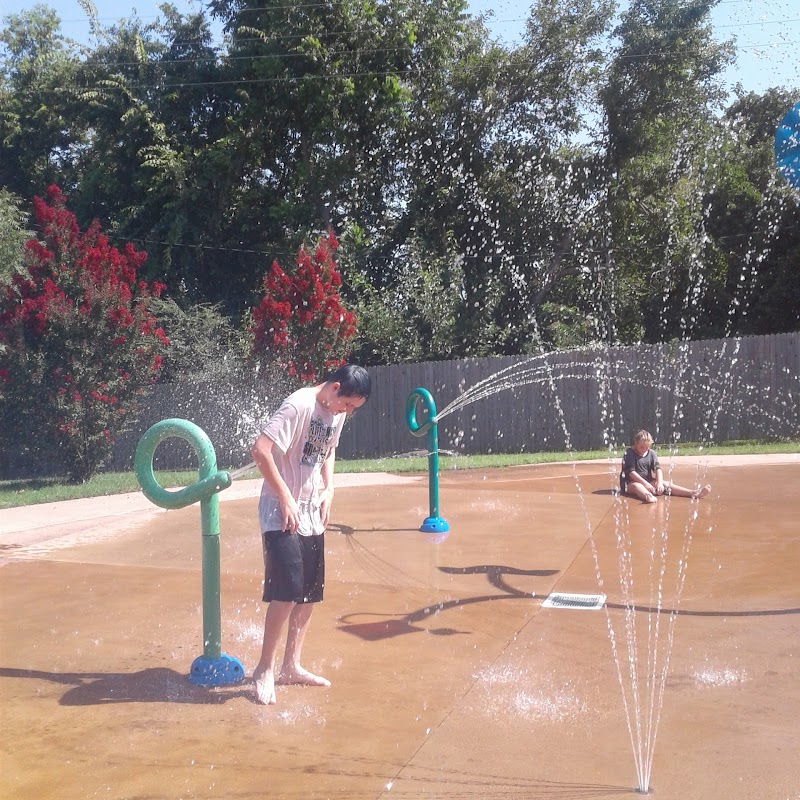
[
  {"left": 250, "top": 231, "right": 357, "bottom": 384},
  {"left": 0, "top": 186, "right": 169, "bottom": 482}
]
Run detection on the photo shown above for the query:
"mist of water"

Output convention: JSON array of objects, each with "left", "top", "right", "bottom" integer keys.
[{"left": 426, "top": 128, "right": 797, "bottom": 793}]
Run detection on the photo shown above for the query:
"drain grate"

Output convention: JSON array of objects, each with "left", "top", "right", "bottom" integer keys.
[{"left": 541, "top": 592, "right": 606, "bottom": 610}]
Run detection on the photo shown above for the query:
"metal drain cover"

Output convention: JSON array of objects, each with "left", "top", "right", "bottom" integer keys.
[{"left": 541, "top": 592, "right": 606, "bottom": 610}]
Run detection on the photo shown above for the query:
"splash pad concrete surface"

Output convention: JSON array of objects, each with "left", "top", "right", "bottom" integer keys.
[{"left": 2, "top": 455, "right": 799, "bottom": 800}]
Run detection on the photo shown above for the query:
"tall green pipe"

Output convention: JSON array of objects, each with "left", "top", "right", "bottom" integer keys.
[
  {"left": 134, "top": 418, "right": 244, "bottom": 686},
  {"left": 406, "top": 388, "right": 449, "bottom": 533}
]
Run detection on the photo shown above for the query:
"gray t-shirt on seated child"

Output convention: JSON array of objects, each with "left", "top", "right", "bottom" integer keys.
[
  {"left": 620, "top": 447, "right": 660, "bottom": 493},
  {"left": 258, "top": 387, "right": 345, "bottom": 536}
]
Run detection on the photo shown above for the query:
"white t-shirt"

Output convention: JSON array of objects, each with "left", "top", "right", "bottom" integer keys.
[{"left": 258, "top": 387, "right": 345, "bottom": 536}]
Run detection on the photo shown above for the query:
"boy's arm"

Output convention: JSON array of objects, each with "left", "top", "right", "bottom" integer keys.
[
  {"left": 319, "top": 447, "right": 336, "bottom": 528},
  {"left": 251, "top": 433, "right": 300, "bottom": 532},
  {"left": 627, "top": 470, "right": 654, "bottom": 490},
  {"left": 651, "top": 453, "right": 664, "bottom": 493}
]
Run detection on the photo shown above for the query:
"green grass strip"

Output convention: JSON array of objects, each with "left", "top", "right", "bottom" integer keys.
[{"left": 1, "top": 439, "right": 797, "bottom": 509}]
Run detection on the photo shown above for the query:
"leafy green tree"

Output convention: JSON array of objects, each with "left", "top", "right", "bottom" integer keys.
[
  {"left": 601, "top": 0, "right": 733, "bottom": 166},
  {"left": 350, "top": 0, "right": 615, "bottom": 357},
  {"left": 0, "top": 186, "right": 168, "bottom": 482},
  {"left": 0, "top": 5, "right": 85, "bottom": 199},
  {"left": 0, "top": 189, "right": 33, "bottom": 284},
  {"left": 704, "top": 89, "right": 800, "bottom": 335},
  {"left": 344, "top": 228, "right": 464, "bottom": 364},
  {"left": 2, "top": 0, "right": 795, "bottom": 367},
  {"left": 68, "top": 7, "right": 227, "bottom": 285},
  {"left": 2, "top": 3, "right": 239, "bottom": 306},
  {"left": 152, "top": 0, "right": 424, "bottom": 312},
  {"left": 598, "top": 0, "right": 735, "bottom": 344}
]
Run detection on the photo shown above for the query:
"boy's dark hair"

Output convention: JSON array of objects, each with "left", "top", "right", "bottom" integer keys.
[{"left": 326, "top": 363, "right": 371, "bottom": 400}]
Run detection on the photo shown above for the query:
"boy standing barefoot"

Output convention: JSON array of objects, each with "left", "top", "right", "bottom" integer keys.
[{"left": 251, "top": 364, "right": 371, "bottom": 705}]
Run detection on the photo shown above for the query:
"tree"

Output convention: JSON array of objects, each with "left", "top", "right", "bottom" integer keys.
[
  {"left": 163, "top": 0, "right": 426, "bottom": 312},
  {"left": 345, "top": 0, "right": 615, "bottom": 357},
  {"left": 345, "top": 229, "right": 464, "bottom": 364},
  {"left": 0, "top": 5, "right": 85, "bottom": 199},
  {"left": 705, "top": 89, "right": 800, "bottom": 336},
  {"left": 598, "top": 0, "right": 736, "bottom": 344},
  {"left": 250, "top": 230, "right": 356, "bottom": 384},
  {"left": 601, "top": 0, "right": 733, "bottom": 166},
  {"left": 67, "top": 6, "right": 227, "bottom": 289},
  {"left": 3, "top": 0, "right": 794, "bottom": 367},
  {"left": 0, "top": 186, "right": 169, "bottom": 482},
  {"left": 0, "top": 189, "right": 33, "bottom": 284},
  {"left": 146, "top": 297, "right": 248, "bottom": 382}
]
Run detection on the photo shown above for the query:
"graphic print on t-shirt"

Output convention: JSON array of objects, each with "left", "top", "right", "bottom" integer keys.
[{"left": 301, "top": 415, "right": 337, "bottom": 466}]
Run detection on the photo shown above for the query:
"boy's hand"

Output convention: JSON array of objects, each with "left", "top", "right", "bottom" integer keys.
[
  {"left": 279, "top": 495, "right": 301, "bottom": 533},
  {"left": 319, "top": 487, "right": 334, "bottom": 528}
]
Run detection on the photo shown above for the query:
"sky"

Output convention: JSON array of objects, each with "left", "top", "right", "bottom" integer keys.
[{"left": 1, "top": 0, "right": 798, "bottom": 96}]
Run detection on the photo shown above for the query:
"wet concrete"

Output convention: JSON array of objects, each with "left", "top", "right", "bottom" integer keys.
[{"left": 1, "top": 457, "right": 799, "bottom": 799}]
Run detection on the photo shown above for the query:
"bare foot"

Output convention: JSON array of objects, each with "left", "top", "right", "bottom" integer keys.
[
  {"left": 277, "top": 666, "right": 331, "bottom": 687},
  {"left": 643, "top": 494, "right": 657, "bottom": 504},
  {"left": 693, "top": 484, "right": 712, "bottom": 499},
  {"left": 254, "top": 668, "right": 277, "bottom": 705}
]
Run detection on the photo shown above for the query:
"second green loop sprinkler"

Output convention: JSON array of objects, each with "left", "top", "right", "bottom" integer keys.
[
  {"left": 134, "top": 418, "right": 245, "bottom": 687},
  {"left": 406, "top": 387, "right": 450, "bottom": 534}
]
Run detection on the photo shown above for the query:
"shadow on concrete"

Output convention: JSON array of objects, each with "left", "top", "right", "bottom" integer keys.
[
  {"left": 339, "top": 561, "right": 552, "bottom": 641},
  {"left": 0, "top": 666, "right": 253, "bottom": 706},
  {"left": 439, "top": 563, "right": 559, "bottom": 591},
  {"left": 392, "top": 767, "right": 638, "bottom": 798}
]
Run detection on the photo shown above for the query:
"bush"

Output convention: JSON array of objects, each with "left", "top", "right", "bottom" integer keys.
[
  {"left": 147, "top": 297, "right": 248, "bottom": 382},
  {"left": 250, "top": 230, "right": 357, "bottom": 384},
  {"left": 0, "top": 186, "right": 169, "bottom": 482}
]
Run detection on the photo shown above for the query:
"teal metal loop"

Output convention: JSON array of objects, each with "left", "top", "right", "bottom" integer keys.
[
  {"left": 406, "top": 389, "right": 449, "bottom": 534},
  {"left": 406, "top": 387, "right": 436, "bottom": 438},
  {"left": 134, "top": 419, "right": 231, "bottom": 509},
  {"left": 133, "top": 418, "right": 244, "bottom": 687}
]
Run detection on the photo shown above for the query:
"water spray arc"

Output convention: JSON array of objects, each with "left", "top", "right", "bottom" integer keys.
[
  {"left": 134, "top": 418, "right": 245, "bottom": 687},
  {"left": 405, "top": 388, "right": 449, "bottom": 534}
]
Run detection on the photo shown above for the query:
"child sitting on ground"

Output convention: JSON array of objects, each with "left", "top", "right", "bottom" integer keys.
[{"left": 620, "top": 430, "right": 711, "bottom": 504}]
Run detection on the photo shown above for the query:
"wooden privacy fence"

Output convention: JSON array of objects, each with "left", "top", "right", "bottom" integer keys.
[
  {"left": 107, "top": 332, "right": 799, "bottom": 470},
  {"left": 336, "top": 332, "right": 800, "bottom": 458}
]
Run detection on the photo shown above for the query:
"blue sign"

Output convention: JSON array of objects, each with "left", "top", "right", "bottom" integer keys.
[{"left": 775, "top": 101, "right": 800, "bottom": 189}]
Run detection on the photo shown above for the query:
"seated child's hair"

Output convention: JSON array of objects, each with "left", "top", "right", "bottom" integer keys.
[{"left": 633, "top": 430, "right": 654, "bottom": 447}]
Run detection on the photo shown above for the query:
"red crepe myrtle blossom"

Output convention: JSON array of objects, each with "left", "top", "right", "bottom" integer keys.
[
  {"left": 250, "top": 230, "right": 356, "bottom": 385},
  {"left": 0, "top": 186, "right": 169, "bottom": 483}
]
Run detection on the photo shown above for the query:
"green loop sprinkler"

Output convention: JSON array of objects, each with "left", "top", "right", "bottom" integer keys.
[
  {"left": 406, "top": 388, "right": 450, "bottom": 534},
  {"left": 134, "top": 418, "right": 245, "bottom": 687}
]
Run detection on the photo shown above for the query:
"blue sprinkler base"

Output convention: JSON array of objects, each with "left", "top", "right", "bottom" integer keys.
[
  {"left": 189, "top": 654, "right": 246, "bottom": 686},
  {"left": 420, "top": 517, "right": 450, "bottom": 533}
]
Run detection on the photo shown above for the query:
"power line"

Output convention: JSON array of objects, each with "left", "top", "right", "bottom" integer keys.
[
  {"left": 18, "top": 1, "right": 800, "bottom": 50},
  {"left": 67, "top": 18, "right": 800, "bottom": 51},
  {"left": 41, "top": 28, "right": 797, "bottom": 72},
  {"left": 64, "top": 46, "right": 414, "bottom": 71},
  {"left": 116, "top": 231, "right": 758, "bottom": 261},
  {"left": 48, "top": 40, "right": 793, "bottom": 93},
  {"left": 37, "top": 0, "right": 786, "bottom": 26},
  {"left": 66, "top": 67, "right": 418, "bottom": 91}
]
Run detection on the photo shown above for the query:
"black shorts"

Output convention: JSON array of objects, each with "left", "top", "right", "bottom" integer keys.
[{"left": 262, "top": 530, "right": 325, "bottom": 604}]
